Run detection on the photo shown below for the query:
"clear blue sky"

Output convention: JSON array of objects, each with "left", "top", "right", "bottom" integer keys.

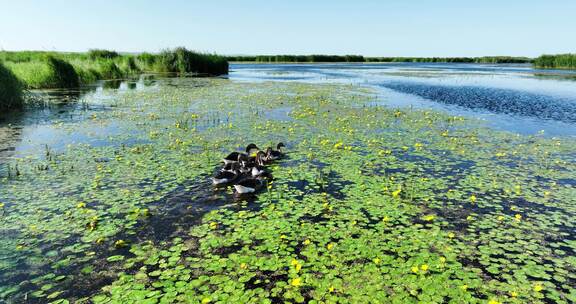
[{"left": 1, "top": 0, "right": 574, "bottom": 57}]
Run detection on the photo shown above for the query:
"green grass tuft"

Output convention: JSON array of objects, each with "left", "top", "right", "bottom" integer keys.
[
  {"left": 97, "top": 60, "right": 124, "bottom": 80},
  {"left": 0, "top": 61, "right": 24, "bottom": 111},
  {"left": 88, "top": 49, "right": 120, "bottom": 60},
  {"left": 153, "top": 47, "right": 228, "bottom": 75},
  {"left": 6, "top": 56, "right": 79, "bottom": 88},
  {"left": 45, "top": 56, "right": 80, "bottom": 88}
]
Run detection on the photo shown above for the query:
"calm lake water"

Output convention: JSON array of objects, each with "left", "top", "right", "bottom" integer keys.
[{"left": 230, "top": 63, "right": 576, "bottom": 136}]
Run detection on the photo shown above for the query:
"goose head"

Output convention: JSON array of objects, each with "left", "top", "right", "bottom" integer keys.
[
  {"left": 276, "top": 142, "right": 286, "bottom": 152},
  {"left": 245, "top": 143, "right": 260, "bottom": 154},
  {"left": 255, "top": 151, "right": 267, "bottom": 166}
]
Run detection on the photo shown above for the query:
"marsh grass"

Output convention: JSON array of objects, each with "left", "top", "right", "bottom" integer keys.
[
  {"left": 534, "top": 54, "right": 576, "bottom": 69},
  {"left": 88, "top": 49, "right": 119, "bottom": 60},
  {"left": 6, "top": 57, "right": 79, "bottom": 88},
  {"left": 0, "top": 62, "right": 24, "bottom": 110},
  {"left": 153, "top": 47, "right": 229, "bottom": 75},
  {"left": 1, "top": 49, "right": 228, "bottom": 92}
]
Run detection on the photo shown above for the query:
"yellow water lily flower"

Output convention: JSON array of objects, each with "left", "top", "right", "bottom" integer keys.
[
  {"left": 392, "top": 188, "right": 402, "bottom": 198},
  {"left": 514, "top": 214, "right": 522, "bottom": 221},
  {"left": 240, "top": 263, "right": 247, "bottom": 269},
  {"left": 373, "top": 258, "right": 381, "bottom": 265},
  {"left": 326, "top": 243, "right": 335, "bottom": 250},
  {"left": 76, "top": 202, "right": 86, "bottom": 208},
  {"left": 420, "top": 264, "right": 429, "bottom": 271},
  {"left": 497, "top": 215, "right": 504, "bottom": 221},
  {"left": 510, "top": 291, "right": 518, "bottom": 297},
  {"left": 469, "top": 195, "right": 477, "bottom": 203},
  {"left": 382, "top": 216, "right": 390, "bottom": 222},
  {"left": 448, "top": 232, "right": 455, "bottom": 238},
  {"left": 423, "top": 214, "right": 435, "bottom": 221},
  {"left": 328, "top": 286, "right": 335, "bottom": 292},
  {"left": 411, "top": 266, "right": 419, "bottom": 273},
  {"left": 303, "top": 239, "right": 311, "bottom": 246},
  {"left": 201, "top": 297, "right": 211, "bottom": 304},
  {"left": 488, "top": 299, "right": 501, "bottom": 304},
  {"left": 533, "top": 283, "right": 543, "bottom": 292},
  {"left": 460, "top": 284, "right": 468, "bottom": 290},
  {"left": 291, "top": 277, "right": 302, "bottom": 287},
  {"left": 209, "top": 222, "right": 218, "bottom": 229}
]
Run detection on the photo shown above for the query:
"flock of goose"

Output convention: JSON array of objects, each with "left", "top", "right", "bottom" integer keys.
[{"left": 212, "top": 143, "right": 285, "bottom": 195}]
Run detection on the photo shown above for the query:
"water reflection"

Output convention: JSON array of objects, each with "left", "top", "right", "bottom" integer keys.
[{"left": 0, "top": 75, "right": 158, "bottom": 163}]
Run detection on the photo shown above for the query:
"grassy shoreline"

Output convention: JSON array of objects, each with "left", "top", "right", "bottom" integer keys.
[
  {"left": 0, "top": 48, "right": 229, "bottom": 90},
  {"left": 533, "top": 54, "right": 576, "bottom": 69}
]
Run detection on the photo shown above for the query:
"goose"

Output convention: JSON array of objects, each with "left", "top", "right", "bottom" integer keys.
[
  {"left": 222, "top": 143, "right": 259, "bottom": 164},
  {"left": 233, "top": 173, "right": 272, "bottom": 194},
  {"left": 240, "top": 151, "right": 267, "bottom": 168},
  {"left": 221, "top": 162, "right": 240, "bottom": 173},
  {"left": 212, "top": 170, "right": 240, "bottom": 186},
  {"left": 265, "top": 142, "right": 286, "bottom": 161},
  {"left": 249, "top": 152, "right": 268, "bottom": 177}
]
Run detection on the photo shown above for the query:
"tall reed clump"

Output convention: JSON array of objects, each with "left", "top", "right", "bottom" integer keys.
[
  {"left": 46, "top": 56, "right": 80, "bottom": 88},
  {"left": 97, "top": 60, "right": 125, "bottom": 80},
  {"left": 154, "top": 47, "right": 228, "bottom": 75},
  {"left": 6, "top": 56, "right": 79, "bottom": 89},
  {"left": 88, "top": 49, "right": 119, "bottom": 60},
  {"left": 533, "top": 54, "right": 576, "bottom": 69},
  {"left": 0, "top": 61, "right": 24, "bottom": 111}
]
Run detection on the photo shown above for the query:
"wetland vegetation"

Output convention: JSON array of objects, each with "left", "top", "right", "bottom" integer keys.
[
  {"left": 533, "top": 54, "right": 576, "bottom": 69},
  {"left": 0, "top": 62, "right": 24, "bottom": 111},
  {"left": 0, "top": 77, "right": 575, "bottom": 303},
  {"left": 0, "top": 48, "right": 228, "bottom": 91}
]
